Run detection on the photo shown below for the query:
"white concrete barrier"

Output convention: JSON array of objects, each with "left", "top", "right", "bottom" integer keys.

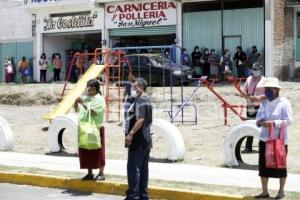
[
  {"left": 48, "top": 114, "right": 78, "bottom": 153},
  {"left": 224, "top": 120, "right": 261, "bottom": 167},
  {"left": 152, "top": 119, "right": 185, "bottom": 161},
  {"left": 0, "top": 117, "right": 13, "bottom": 151}
]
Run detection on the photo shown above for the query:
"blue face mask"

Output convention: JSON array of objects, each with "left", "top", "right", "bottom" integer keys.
[{"left": 265, "top": 89, "right": 274, "bottom": 101}]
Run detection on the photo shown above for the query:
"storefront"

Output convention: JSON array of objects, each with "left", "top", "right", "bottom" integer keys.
[
  {"left": 24, "top": 0, "right": 104, "bottom": 82},
  {"left": 104, "top": 0, "right": 181, "bottom": 49}
]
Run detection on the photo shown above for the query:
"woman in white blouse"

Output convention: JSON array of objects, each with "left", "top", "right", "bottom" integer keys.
[{"left": 255, "top": 77, "right": 293, "bottom": 199}]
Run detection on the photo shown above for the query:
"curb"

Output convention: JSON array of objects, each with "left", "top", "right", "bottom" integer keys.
[{"left": 0, "top": 171, "right": 253, "bottom": 200}]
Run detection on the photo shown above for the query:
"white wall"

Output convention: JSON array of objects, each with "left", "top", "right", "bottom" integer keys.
[
  {"left": 43, "top": 35, "right": 74, "bottom": 81},
  {"left": 0, "top": 0, "right": 32, "bottom": 41}
]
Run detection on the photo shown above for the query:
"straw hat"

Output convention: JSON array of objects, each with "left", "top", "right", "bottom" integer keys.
[{"left": 259, "top": 77, "right": 281, "bottom": 89}]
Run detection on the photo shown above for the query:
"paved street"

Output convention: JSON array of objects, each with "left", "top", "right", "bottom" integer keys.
[{"left": 0, "top": 183, "right": 123, "bottom": 200}]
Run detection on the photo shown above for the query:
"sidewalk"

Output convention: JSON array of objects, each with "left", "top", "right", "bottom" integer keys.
[{"left": 0, "top": 152, "right": 299, "bottom": 193}]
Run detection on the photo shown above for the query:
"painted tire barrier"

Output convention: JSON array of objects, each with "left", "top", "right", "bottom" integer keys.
[
  {"left": 152, "top": 119, "right": 185, "bottom": 161},
  {"left": 224, "top": 120, "right": 261, "bottom": 167},
  {"left": 48, "top": 114, "right": 78, "bottom": 153},
  {"left": 0, "top": 117, "right": 13, "bottom": 151}
]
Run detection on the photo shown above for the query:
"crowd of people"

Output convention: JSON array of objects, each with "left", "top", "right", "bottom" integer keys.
[{"left": 181, "top": 45, "right": 262, "bottom": 80}]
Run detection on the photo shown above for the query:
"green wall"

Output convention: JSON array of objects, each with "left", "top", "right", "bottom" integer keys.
[{"left": 183, "top": 8, "right": 264, "bottom": 56}]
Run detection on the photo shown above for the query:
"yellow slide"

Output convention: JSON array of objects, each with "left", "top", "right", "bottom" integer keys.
[{"left": 43, "top": 64, "right": 106, "bottom": 120}]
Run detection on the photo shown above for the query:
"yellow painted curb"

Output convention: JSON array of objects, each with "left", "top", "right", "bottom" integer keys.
[{"left": 0, "top": 171, "right": 253, "bottom": 200}]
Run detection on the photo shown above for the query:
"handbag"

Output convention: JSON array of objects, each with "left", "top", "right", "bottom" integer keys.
[
  {"left": 78, "top": 106, "right": 101, "bottom": 150},
  {"left": 23, "top": 68, "right": 31, "bottom": 76},
  {"left": 48, "top": 63, "right": 55, "bottom": 72},
  {"left": 7, "top": 64, "right": 14, "bottom": 74},
  {"left": 265, "top": 122, "right": 287, "bottom": 169}
]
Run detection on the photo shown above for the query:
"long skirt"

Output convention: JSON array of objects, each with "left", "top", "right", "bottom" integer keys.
[
  {"left": 79, "top": 127, "right": 105, "bottom": 169},
  {"left": 259, "top": 141, "right": 287, "bottom": 178},
  {"left": 5, "top": 73, "right": 14, "bottom": 83}
]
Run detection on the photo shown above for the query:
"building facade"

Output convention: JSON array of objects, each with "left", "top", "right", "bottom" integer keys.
[{"left": 0, "top": 0, "right": 299, "bottom": 82}]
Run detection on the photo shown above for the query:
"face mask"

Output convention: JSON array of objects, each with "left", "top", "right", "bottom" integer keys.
[
  {"left": 205, "top": 51, "right": 209, "bottom": 54},
  {"left": 252, "top": 70, "right": 261, "bottom": 77},
  {"left": 131, "top": 89, "right": 138, "bottom": 98},
  {"left": 265, "top": 89, "right": 274, "bottom": 101}
]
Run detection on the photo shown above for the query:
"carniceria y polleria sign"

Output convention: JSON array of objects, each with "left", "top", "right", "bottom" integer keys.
[
  {"left": 43, "top": 12, "right": 98, "bottom": 32},
  {"left": 105, "top": 1, "right": 177, "bottom": 29}
]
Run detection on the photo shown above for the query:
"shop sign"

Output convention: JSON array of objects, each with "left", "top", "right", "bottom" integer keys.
[
  {"left": 105, "top": 1, "right": 177, "bottom": 29},
  {"left": 23, "top": 0, "right": 89, "bottom": 7},
  {"left": 37, "top": 11, "right": 103, "bottom": 33}
]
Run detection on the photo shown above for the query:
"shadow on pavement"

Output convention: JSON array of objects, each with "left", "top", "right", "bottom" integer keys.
[{"left": 61, "top": 189, "right": 93, "bottom": 197}]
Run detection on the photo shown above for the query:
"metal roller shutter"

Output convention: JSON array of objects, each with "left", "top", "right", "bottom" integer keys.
[{"left": 109, "top": 25, "right": 176, "bottom": 37}]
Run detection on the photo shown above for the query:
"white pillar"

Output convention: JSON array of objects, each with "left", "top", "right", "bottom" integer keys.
[
  {"left": 176, "top": 1, "right": 183, "bottom": 64},
  {"left": 102, "top": 4, "right": 109, "bottom": 49},
  {"left": 36, "top": 32, "right": 43, "bottom": 82},
  {"left": 265, "top": 0, "right": 274, "bottom": 77}
]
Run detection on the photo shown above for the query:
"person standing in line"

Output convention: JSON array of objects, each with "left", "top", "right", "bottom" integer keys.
[
  {"left": 39, "top": 53, "right": 48, "bottom": 83},
  {"left": 191, "top": 46, "right": 202, "bottom": 67},
  {"left": 202, "top": 48, "right": 210, "bottom": 79},
  {"left": 220, "top": 49, "right": 233, "bottom": 81},
  {"left": 246, "top": 46, "right": 262, "bottom": 76},
  {"left": 255, "top": 77, "right": 292, "bottom": 200},
  {"left": 233, "top": 46, "right": 247, "bottom": 78},
  {"left": 124, "top": 78, "right": 153, "bottom": 200},
  {"left": 18, "top": 56, "right": 29, "bottom": 84},
  {"left": 242, "top": 63, "right": 265, "bottom": 153},
  {"left": 4, "top": 57, "right": 15, "bottom": 83},
  {"left": 53, "top": 53, "right": 63, "bottom": 81},
  {"left": 181, "top": 48, "right": 191, "bottom": 66},
  {"left": 209, "top": 49, "right": 220, "bottom": 80},
  {"left": 74, "top": 79, "right": 106, "bottom": 181}
]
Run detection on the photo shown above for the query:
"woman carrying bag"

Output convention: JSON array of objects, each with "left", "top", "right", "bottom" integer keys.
[
  {"left": 255, "top": 77, "right": 293, "bottom": 199},
  {"left": 74, "top": 79, "right": 106, "bottom": 181}
]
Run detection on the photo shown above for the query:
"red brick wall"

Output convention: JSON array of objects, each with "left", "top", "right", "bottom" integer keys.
[{"left": 273, "top": 0, "right": 295, "bottom": 80}]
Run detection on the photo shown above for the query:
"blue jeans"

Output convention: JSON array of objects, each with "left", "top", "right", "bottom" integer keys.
[{"left": 125, "top": 149, "right": 150, "bottom": 200}]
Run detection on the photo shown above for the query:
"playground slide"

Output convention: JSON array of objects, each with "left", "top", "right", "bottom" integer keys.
[{"left": 43, "top": 64, "right": 106, "bottom": 120}]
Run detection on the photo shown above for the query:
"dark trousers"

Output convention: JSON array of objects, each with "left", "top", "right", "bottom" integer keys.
[
  {"left": 40, "top": 70, "right": 47, "bottom": 83},
  {"left": 53, "top": 68, "right": 61, "bottom": 81},
  {"left": 125, "top": 149, "right": 150, "bottom": 200},
  {"left": 236, "top": 65, "right": 246, "bottom": 78},
  {"left": 245, "top": 106, "right": 260, "bottom": 150},
  {"left": 203, "top": 63, "right": 210, "bottom": 79}
]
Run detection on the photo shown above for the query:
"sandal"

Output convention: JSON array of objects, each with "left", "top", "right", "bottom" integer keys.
[
  {"left": 255, "top": 193, "right": 270, "bottom": 199},
  {"left": 275, "top": 193, "right": 285, "bottom": 199},
  {"left": 81, "top": 174, "right": 94, "bottom": 181}
]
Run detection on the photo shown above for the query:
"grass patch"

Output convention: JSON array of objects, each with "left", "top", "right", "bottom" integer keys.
[{"left": 0, "top": 165, "right": 299, "bottom": 200}]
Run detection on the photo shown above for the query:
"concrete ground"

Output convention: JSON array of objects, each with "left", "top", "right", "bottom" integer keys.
[
  {"left": 0, "top": 183, "right": 123, "bottom": 200},
  {"left": 0, "top": 152, "right": 300, "bottom": 193}
]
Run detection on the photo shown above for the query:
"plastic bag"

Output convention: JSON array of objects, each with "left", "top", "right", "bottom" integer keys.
[
  {"left": 78, "top": 106, "right": 101, "bottom": 150},
  {"left": 265, "top": 122, "right": 287, "bottom": 169}
]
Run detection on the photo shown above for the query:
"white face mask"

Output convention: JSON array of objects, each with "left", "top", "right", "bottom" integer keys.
[
  {"left": 252, "top": 70, "right": 261, "bottom": 77},
  {"left": 131, "top": 89, "right": 138, "bottom": 98}
]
